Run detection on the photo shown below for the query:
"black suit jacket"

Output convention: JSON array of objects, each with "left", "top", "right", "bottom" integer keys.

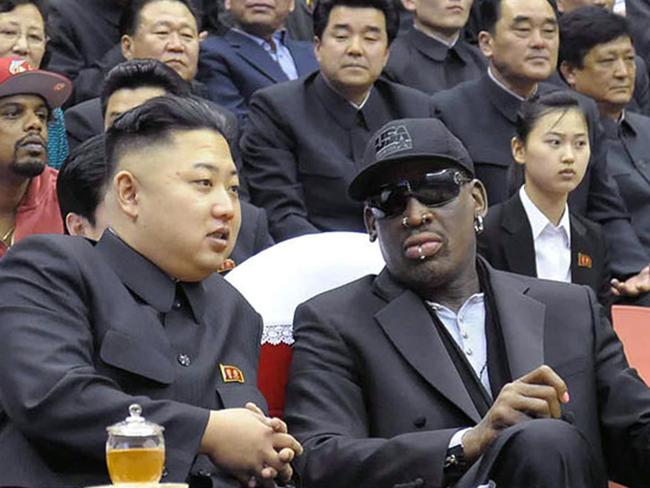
[
  {"left": 45, "top": 0, "right": 123, "bottom": 105},
  {"left": 285, "top": 264, "right": 650, "bottom": 488},
  {"left": 478, "top": 192, "right": 611, "bottom": 307},
  {"left": 602, "top": 111, "right": 650, "bottom": 258},
  {"left": 383, "top": 27, "right": 487, "bottom": 95},
  {"left": 197, "top": 29, "right": 318, "bottom": 126},
  {"left": 431, "top": 74, "right": 650, "bottom": 277},
  {"left": 0, "top": 231, "right": 265, "bottom": 487},
  {"left": 241, "top": 72, "right": 436, "bottom": 241}
]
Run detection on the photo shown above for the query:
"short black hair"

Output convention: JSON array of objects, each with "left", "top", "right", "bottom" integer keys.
[
  {"left": 119, "top": 0, "right": 199, "bottom": 36},
  {"left": 479, "top": 0, "right": 557, "bottom": 34},
  {"left": 558, "top": 6, "right": 630, "bottom": 69},
  {"left": 508, "top": 90, "right": 587, "bottom": 191},
  {"left": 313, "top": 0, "right": 399, "bottom": 44},
  {"left": 57, "top": 134, "right": 109, "bottom": 228},
  {"left": 100, "top": 59, "right": 191, "bottom": 118},
  {"left": 105, "top": 95, "right": 235, "bottom": 177}
]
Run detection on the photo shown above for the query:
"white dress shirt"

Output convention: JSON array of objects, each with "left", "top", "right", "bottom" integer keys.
[{"left": 519, "top": 186, "right": 572, "bottom": 283}]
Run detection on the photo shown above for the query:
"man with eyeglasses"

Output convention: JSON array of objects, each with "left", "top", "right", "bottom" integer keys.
[{"left": 283, "top": 117, "right": 650, "bottom": 487}]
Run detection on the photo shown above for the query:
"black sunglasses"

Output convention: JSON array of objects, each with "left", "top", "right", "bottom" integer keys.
[{"left": 367, "top": 169, "right": 472, "bottom": 219}]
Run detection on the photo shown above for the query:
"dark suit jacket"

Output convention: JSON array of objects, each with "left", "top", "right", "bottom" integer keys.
[
  {"left": 241, "top": 72, "right": 436, "bottom": 241},
  {"left": 0, "top": 231, "right": 265, "bottom": 487},
  {"left": 45, "top": 0, "right": 123, "bottom": 105},
  {"left": 383, "top": 27, "right": 487, "bottom": 95},
  {"left": 285, "top": 264, "right": 650, "bottom": 488},
  {"left": 478, "top": 192, "right": 611, "bottom": 307},
  {"left": 602, "top": 111, "right": 650, "bottom": 258},
  {"left": 197, "top": 29, "right": 318, "bottom": 126},
  {"left": 64, "top": 97, "right": 104, "bottom": 151},
  {"left": 230, "top": 200, "right": 274, "bottom": 265},
  {"left": 431, "top": 74, "right": 650, "bottom": 277}
]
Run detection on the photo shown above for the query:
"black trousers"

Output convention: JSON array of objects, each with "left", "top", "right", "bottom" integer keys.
[{"left": 455, "top": 419, "right": 608, "bottom": 488}]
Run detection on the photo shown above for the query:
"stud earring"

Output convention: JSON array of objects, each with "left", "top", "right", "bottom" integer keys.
[{"left": 474, "top": 215, "right": 484, "bottom": 234}]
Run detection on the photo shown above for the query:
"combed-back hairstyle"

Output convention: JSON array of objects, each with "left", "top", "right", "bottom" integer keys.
[
  {"left": 119, "top": 0, "right": 200, "bottom": 36},
  {"left": 100, "top": 59, "right": 191, "bottom": 118},
  {"left": 558, "top": 6, "right": 630, "bottom": 69},
  {"left": 479, "top": 0, "right": 557, "bottom": 34},
  {"left": 508, "top": 90, "right": 588, "bottom": 191},
  {"left": 105, "top": 95, "right": 236, "bottom": 177},
  {"left": 313, "top": 0, "right": 399, "bottom": 44},
  {"left": 57, "top": 134, "right": 109, "bottom": 229}
]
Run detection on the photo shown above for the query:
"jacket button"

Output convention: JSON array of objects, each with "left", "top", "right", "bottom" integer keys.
[
  {"left": 413, "top": 416, "right": 426, "bottom": 428},
  {"left": 177, "top": 353, "right": 191, "bottom": 366},
  {"left": 172, "top": 300, "right": 182, "bottom": 310}
]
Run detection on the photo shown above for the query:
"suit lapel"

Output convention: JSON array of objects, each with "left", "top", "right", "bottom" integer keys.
[
  {"left": 570, "top": 215, "right": 597, "bottom": 290},
  {"left": 487, "top": 268, "right": 546, "bottom": 379},
  {"left": 373, "top": 271, "right": 482, "bottom": 423},
  {"left": 500, "top": 193, "right": 537, "bottom": 277},
  {"left": 286, "top": 40, "right": 317, "bottom": 76},
  {"left": 226, "top": 29, "right": 287, "bottom": 82}
]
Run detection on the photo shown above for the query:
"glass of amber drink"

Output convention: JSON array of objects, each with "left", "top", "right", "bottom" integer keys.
[{"left": 106, "top": 404, "right": 165, "bottom": 484}]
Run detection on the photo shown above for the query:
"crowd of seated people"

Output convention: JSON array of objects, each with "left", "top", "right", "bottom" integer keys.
[{"left": 3, "top": 0, "right": 650, "bottom": 485}]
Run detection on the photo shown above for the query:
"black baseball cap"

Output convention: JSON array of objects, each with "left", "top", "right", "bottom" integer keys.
[{"left": 348, "top": 118, "right": 475, "bottom": 201}]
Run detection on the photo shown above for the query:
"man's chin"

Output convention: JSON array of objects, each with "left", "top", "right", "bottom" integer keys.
[{"left": 10, "top": 159, "right": 47, "bottom": 178}]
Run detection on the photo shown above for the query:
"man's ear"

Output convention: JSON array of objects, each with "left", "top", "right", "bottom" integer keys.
[
  {"left": 559, "top": 61, "right": 577, "bottom": 88},
  {"left": 470, "top": 179, "right": 489, "bottom": 217},
  {"left": 364, "top": 206, "right": 378, "bottom": 242},
  {"left": 114, "top": 170, "right": 140, "bottom": 220},
  {"left": 314, "top": 36, "right": 322, "bottom": 64},
  {"left": 121, "top": 34, "right": 134, "bottom": 60},
  {"left": 478, "top": 30, "right": 494, "bottom": 59},
  {"left": 511, "top": 136, "right": 527, "bottom": 165}
]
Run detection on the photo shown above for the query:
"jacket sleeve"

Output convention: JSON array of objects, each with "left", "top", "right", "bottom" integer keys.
[
  {"left": 241, "top": 91, "right": 321, "bottom": 241},
  {"left": 285, "top": 302, "right": 459, "bottom": 488},
  {"left": 0, "top": 239, "right": 209, "bottom": 480}
]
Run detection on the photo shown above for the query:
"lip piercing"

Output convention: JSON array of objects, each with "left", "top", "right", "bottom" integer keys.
[{"left": 418, "top": 245, "right": 427, "bottom": 261}]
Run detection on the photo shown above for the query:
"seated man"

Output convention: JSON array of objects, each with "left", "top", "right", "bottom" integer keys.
[
  {"left": 549, "top": 0, "right": 650, "bottom": 115},
  {"left": 0, "top": 57, "right": 72, "bottom": 257},
  {"left": 431, "top": 0, "right": 650, "bottom": 297},
  {"left": 383, "top": 0, "right": 487, "bottom": 94},
  {"left": 64, "top": 0, "right": 204, "bottom": 149},
  {"left": 57, "top": 133, "right": 273, "bottom": 268},
  {"left": 241, "top": 0, "right": 435, "bottom": 241},
  {"left": 0, "top": 95, "right": 300, "bottom": 486},
  {"left": 559, "top": 7, "right": 650, "bottom": 268},
  {"left": 285, "top": 117, "right": 650, "bottom": 488},
  {"left": 197, "top": 0, "right": 318, "bottom": 126}
]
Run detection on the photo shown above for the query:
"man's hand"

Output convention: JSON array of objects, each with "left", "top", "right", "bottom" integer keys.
[
  {"left": 611, "top": 265, "right": 650, "bottom": 297},
  {"left": 461, "top": 365, "right": 569, "bottom": 462},
  {"left": 199, "top": 407, "right": 303, "bottom": 486}
]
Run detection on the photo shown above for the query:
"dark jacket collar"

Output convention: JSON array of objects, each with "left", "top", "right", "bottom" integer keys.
[
  {"left": 95, "top": 230, "right": 207, "bottom": 322},
  {"left": 407, "top": 27, "right": 473, "bottom": 64},
  {"left": 482, "top": 73, "right": 526, "bottom": 123}
]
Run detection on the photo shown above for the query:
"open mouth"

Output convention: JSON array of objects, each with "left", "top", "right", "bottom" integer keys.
[{"left": 207, "top": 228, "right": 230, "bottom": 250}]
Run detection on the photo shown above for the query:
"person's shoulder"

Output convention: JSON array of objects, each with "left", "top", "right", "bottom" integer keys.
[
  {"left": 489, "top": 263, "right": 592, "bottom": 300},
  {"left": 252, "top": 74, "right": 311, "bottom": 102},
  {"left": 201, "top": 272, "right": 263, "bottom": 320},
  {"left": 0, "top": 234, "right": 97, "bottom": 273},
  {"left": 625, "top": 110, "right": 650, "bottom": 131},
  {"left": 431, "top": 75, "right": 485, "bottom": 105},
  {"left": 65, "top": 97, "right": 102, "bottom": 122},
  {"left": 375, "top": 77, "right": 431, "bottom": 102},
  {"left": 298, "top": 274, "right": 379, "bottom": 311}
]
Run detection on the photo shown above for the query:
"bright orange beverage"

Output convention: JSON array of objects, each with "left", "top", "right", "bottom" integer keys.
[{"left": 106, "top": 447, "right": 164, "bottom": 483}]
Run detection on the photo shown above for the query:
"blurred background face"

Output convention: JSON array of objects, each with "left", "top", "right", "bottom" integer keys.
[
  {"left": 122, "top": 0, "right": 200, "bottom": 81},
  {"left": 564, "top": 36, "right": 635, "bottom": 118},
  {"left": 0, "top": 3, "right": 46, "bottom": 68},
  {"left": 513, "top": 108, "right": 590, "bottom": 198},
  {"left": 403, "top": 0, "right": 473, "bottom": 40},
  {"left": 557, "top": 0, "right": 614, "bottom": 13},
  {"left": 115, "top": 129, "right": 242, "bottom": 281},
  {"left": 225, "top": 0, "right": 295, "bottom": 39},
  {"left": 104, "top": 86, "right": 168, "bottom": 128},
  {"left": 315, "top": 6, "right": 389, "bottom": 103},
  {"left": 479, "top": 0, "right": 558, "bottom": 87}
]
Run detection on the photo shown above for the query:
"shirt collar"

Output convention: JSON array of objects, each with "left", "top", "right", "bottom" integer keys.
[
  {"left": 318, "top": 72, "right": 374, "bottom": 113},
  {"left": 412, "top": 23, "right": 459, "bottom": 48},
  {"left": 95, "top": 229, "right": 207, "bottom": 322},
  {"left": 519, "top": 186, "right": 570, "bottom": 241},
  {"left": 487, "top": 67, "right": 537, "bottom": 102},
  {"left": 232, "top": 27, "right": 287, "bottom": 50}
]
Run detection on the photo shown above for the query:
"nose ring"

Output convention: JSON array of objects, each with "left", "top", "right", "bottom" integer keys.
[
  {"left": 402, "top": 216, "right": 409, "bottom": 228},
  {"left": 402, "top": 213, "right": 433, "bottom": 228}
]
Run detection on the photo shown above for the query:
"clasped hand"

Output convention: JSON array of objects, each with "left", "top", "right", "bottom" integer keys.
[
  {"left": 200, "top": 402, "right": 303, "bottom": 487},
  {"left": 461, "top": 365, "right": 569, "bottom": 462}
]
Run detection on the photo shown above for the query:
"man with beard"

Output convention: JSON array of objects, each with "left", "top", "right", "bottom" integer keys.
[{"left": 0, "top": 57, "right": 71, "bottom": 257}]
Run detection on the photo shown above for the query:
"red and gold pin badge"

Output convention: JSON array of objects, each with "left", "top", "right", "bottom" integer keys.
[
  {"left": 220, "top": 364, "right": 245, "bottom": 383},
  {"left": 578, "top": 252, "right": 592, "bottom": 269}
]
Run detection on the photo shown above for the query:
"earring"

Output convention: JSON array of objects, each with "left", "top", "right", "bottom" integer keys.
[{"left": 474, "top": 215, "right": 484, "bottom": 234}]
